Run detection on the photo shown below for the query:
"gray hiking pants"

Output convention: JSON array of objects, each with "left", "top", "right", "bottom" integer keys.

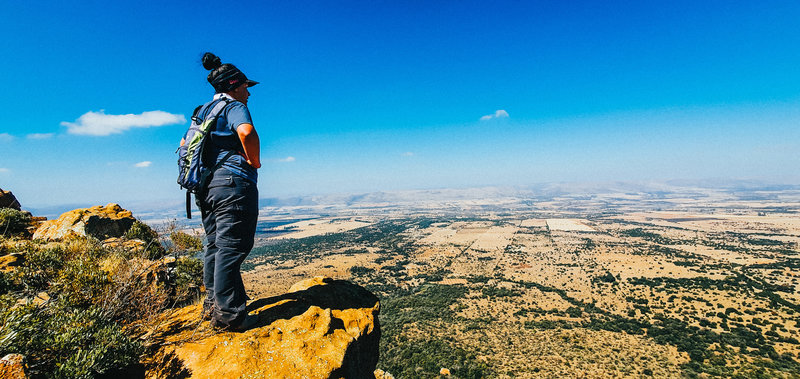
[{"left": 198, "top": 168, "right": 258, "bottom": 327}]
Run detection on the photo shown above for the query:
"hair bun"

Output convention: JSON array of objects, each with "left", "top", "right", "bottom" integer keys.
[{"left": 202, "top": 52, "right": 222, "bottom": 70}]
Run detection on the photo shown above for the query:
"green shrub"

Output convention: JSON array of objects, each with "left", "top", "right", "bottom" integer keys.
[
  {"left": 170, "top": 231, "right": 202, "bottom": 252},
  {"left": 566, "top": 306, "right": 583, "bottom": 318},
  {"left": 0, "top": 300, "right": 142, "bottom": 379},
  {"left": 175, "top": 257, "right": 203, "bottom": 287},
  {"left": 55, "top": 257, "right": 110, "bottom": 307},
  {"left": 16, "top": 246, "right": 67, "bottom": 294},
  {"left": 596, "top": 271, "right": 617, "bottom": 283},
  {"left": 0, "top": 229, "right": 205, "bottom": 378},
  {"left": 378, "top": 284, "right": 491, "bottom": 376},
  {"left": 467, "top": 275, "right": 492, "bottom": 283},
  {"left": 349, "top": 265, "right": 375, "bottom": 276},
  {"left": 0, "top": 208, "right": 32, "bottom": 237},
  {"left": 380, "top": 337, "right": 490, "bottom": 379},
  {"left": 174, "top": 256, "right": 203, "bottom": 304},
  {"left": 124, "top": 221, "right": 166, "bottom": 259},
  {"left": 144, "top": 244, "right": 167, "bottom": 260},
  {"left": 0, "top": 271, "right": 13, "bottom": 295},
  {"left": 124, "top": 221, "right": 158, "bottom": 242}
]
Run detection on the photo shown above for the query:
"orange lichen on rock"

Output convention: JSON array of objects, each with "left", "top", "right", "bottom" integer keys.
[
  {"left": 32, "top": 203, "right": 135, "bottom": 241},
  {"left": 0, "top": 354, "right": 27, "bottom": 379},
  {"left": 0, "top": 253, "right": 23, "bottom": 273},
  {"left": 147, "top": 277, "right": 380, "bottom": 379}
]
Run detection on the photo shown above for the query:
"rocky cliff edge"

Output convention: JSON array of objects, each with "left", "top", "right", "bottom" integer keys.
[{"left": 146, "top": 276, "right": 381, "bottom": 379}]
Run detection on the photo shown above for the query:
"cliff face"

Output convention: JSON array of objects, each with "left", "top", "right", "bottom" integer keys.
[{"left": 148, "top": 277, "right": 381, "bottom": 379}]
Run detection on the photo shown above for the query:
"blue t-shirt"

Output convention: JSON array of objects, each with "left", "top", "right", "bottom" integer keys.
[{"left": 198, "top": 96, "right": 258, "bottom": 184}]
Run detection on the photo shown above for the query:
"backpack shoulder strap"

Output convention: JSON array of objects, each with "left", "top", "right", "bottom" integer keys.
[
  {"left": 206, "top": 97, "right": 232, "bottom": 119},
  {"left": 193, "top": 97, "right": 232, "bottom": 125},
  {"left": 186, "top": 190, "right": 193, "bottom": 219},
  {"left": 200, "top": 98, "right": 235, "bottom": 152},
  {"left": 190, "top": 104, "right": 203, "bottom": 123}
]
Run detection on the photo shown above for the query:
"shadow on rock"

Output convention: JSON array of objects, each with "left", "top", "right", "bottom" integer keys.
[
  {"left": 142, "top": 351, "right": 192, "bottom": 379},
  {"left": 247, "top": 277, "right": 379, "bottom": 327}
]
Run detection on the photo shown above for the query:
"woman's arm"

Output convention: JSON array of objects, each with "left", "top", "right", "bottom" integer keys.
[{"left": 236, "top": 123, "right": 261, "bottom": 169}]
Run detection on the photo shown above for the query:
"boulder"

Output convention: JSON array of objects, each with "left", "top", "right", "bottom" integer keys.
[
  {"left": 148, "top": 277, "right": 380, "bottom": 379},
  {"left": 0, "top": 253, "right": 24, "bottom": 272},
  {"left": 0, "top": 354, "right": 27, "bottom": 379},
  {"left": 32, "top": 203, "right": 136, "bottom": 241},
  {"left": 0, "top": 188, "right": 21, "bottom": 210}
]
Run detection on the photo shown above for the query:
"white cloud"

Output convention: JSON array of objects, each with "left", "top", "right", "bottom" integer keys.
[
  {"left": 0, "top": 168, "right": 9, "bottom": 173},
  {"left": 61, "top": 110, "right": 185, "bottom": 136},
  {"left": 480, "top": 109, "right": 510, "bottom": 121},
  {"left": 278, "top": 156, "right": 296, "bottom": 163},
  {"left": 134, "top": 161, "right": 152, "bottom": 168},
  {"left": 27, "top": 133, "right": 54, "bottom": 140},
  {"left": 0, "top": 133, "right": 14, "bottom": 142},
  {"left": 401, "top": 152, "right": 414, "bottom": 157}
]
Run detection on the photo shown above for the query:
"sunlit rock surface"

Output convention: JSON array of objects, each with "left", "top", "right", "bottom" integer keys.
[
  {"left": 0, "top": 354, "right": 27, "bottom": 379},
  {"left": 147, "top": 277, "right": 380, "bottom": 379},
  {"left": 32, "top": 203, "right": 135, "bottom": 241}
]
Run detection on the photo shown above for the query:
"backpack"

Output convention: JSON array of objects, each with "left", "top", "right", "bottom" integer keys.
[{"left": 177, "top": 98, "right": 234, "bottom": 218}]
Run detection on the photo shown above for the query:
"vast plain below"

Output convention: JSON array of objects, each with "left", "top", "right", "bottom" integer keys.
[{"left": 152, "top": 181, "right": 800, "bottom": 377}]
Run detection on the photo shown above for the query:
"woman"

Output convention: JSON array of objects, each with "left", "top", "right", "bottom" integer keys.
[{"left": 195, "top": 52, "right": 261, "bottom": 332}]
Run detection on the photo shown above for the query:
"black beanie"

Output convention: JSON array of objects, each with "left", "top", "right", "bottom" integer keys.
[{"left": 202, "top": 52, "right": 259, "bottom": 93}]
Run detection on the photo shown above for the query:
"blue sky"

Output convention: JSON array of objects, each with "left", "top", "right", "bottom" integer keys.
[{"left": 2, "top": 1, "right": 800, "bottom": 208}]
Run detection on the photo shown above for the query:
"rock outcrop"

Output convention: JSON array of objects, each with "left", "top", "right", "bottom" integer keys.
[
  {"left": 0, "top": 354, "right": 27, "bottom": 379},
  {"left": 0, "top": 253, "right": 24, "bottom": 272},
  {"left": 32, "top": 203, "right": 136, "bottom": 241},
  {"left": 0, "top": 188, "right": 21, "bottom": 210},
  {"left": 148, "top": 277, "right": 380, "bottom": 379}
]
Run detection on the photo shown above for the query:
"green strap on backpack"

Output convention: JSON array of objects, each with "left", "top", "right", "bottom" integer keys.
[{"left": 177, "top": 98, "right": 234, "bottom": 219}]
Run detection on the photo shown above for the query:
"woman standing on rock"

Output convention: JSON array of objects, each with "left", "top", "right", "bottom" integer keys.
[{"left": 191, "top": 52, "right": 261, "bottom": 332}]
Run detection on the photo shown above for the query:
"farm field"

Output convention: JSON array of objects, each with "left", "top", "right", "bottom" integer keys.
[{"left": 241, "top": 186, "right": 800, "bottom": 378}]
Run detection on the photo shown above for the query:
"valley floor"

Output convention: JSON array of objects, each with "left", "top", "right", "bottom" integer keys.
[{"left": 240, "top": 190, "right": 800, "bottom": 377}]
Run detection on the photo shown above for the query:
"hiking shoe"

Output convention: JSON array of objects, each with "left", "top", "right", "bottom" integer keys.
[
  {"left": 233, "top": 314, "right": 259, "bottom": 332},
  {"left": 211, "top": 314, "right": 259, "bottom": 333}
]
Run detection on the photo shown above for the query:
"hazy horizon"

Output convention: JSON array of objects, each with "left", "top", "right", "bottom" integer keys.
[{"left": 18, "top": 177, "right": 800, "bottom": 220}]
